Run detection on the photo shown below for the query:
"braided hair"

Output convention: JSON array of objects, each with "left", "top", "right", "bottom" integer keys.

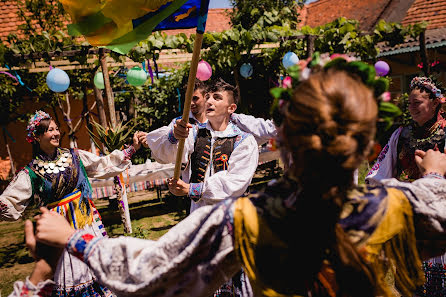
[{"left": 280, "top": 68, "right": 380, "bottom": 296}]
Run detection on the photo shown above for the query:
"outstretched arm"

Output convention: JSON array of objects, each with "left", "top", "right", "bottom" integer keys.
[
  {"left": 231, "top": 113, "right": 277, "bottom": 145},
  {"left": 380, "top": 149, "right": 446, "bottom": 259},
  {"left": 35, "top": 204, "right": 241, "bottom": 297},
  {"left": 141, "top": 119, "right": 195, "bottom": 164},
  {"left": 0, "top": 170, "right": 33, "bottom": 221}
]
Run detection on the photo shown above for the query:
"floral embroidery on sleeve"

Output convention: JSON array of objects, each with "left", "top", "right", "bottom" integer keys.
[
  {"left": 189, "top": 182, "right": 203, "bottom": 202},
  {"left": 123, "top": 145, "right": 137, "bottom": 160},
  {"left": 168, "top": 128, "right": 178, "bottom": 144},
  {"left": 67, "top": 230, "right": 101, "bottom": 262},
  {"left": 0, "top": 201, "right": 8, "bottom": 213}
]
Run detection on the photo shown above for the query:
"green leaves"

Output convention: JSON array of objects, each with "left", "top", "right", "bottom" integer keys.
[
  {"left": 87, "top": 120, "right": 136, "bottom": 155},
  {"left": 378, "top": 101, "right": 402, "bottom": 131}
]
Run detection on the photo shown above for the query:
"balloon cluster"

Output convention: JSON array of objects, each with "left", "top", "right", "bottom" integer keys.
[
  {"left": 47, "top": 65, "right": 152, "bottom": 93},
  {"left": 46, "top": 57, "right": 390, "bottom": 94},
  {"left": 94, "top": 66, "right": 148, "bottom": 89}
]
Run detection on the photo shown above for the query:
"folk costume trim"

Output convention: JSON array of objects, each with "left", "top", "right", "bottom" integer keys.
[
  {"left": 47, "top": 189, "right": 95, "bottom": 230},
  {"left": 27, "top": 148, "right": 95, "bottom": 222},
  {"left": 168, "top": 129, "right": 178, "bottom": 144},
  {"left": 188, "top": 124, "right": 250, "bottom": 202},
  {"left": 190, "top": 129, "right": 212, "bottom": 184},
  {"left": 397, "top": 113, "right": 446, "bottom": 181},
  {"left": 233, "top": 176, "right": 424, "bottom": 297},
  {"left": 189, "top": 183, "right": 203, "bottom": 201},
  {"left": 67, "top": 230, "right": 102, "bottom": 263}
]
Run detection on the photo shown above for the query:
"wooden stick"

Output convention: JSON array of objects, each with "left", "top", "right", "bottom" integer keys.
[{"left": 173, "top": 33, "right": 204, "bottom": 180}]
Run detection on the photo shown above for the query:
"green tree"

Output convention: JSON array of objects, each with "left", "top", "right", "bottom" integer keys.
[{"left": 229, "top": 0, "right": 305, "bottom": 29}]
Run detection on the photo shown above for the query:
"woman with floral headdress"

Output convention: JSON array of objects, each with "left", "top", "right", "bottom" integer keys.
[
  {"left": 366, "top": 76, "right": 446, "bottom": 296},
  {"left": 0, "top": 110, "right": 141, "bottom": 296},
  {"left": 19, "top": 56, "right": 446, "bottom": 297},
  {"left": 366, "top": 76, "right": 446, "bottom": 182}
]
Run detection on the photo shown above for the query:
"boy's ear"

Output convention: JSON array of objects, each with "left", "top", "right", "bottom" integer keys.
[{"left": 228, "top": 103, "right": 237, "bottom": 114}]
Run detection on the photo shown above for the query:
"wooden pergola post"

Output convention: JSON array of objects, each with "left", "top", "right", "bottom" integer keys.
[
  {"left": 306, "top": 35, "right": 315, "bottom": 58},
  {"left": 99, "top": 48, "right": 117, "bottom": 128}
]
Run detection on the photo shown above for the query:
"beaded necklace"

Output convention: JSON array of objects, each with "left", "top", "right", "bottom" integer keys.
[
  {"left": 407, "top": 122, "right": 445, "bottom": 151},
  {"left": 33, "top": 148, "right": 73, "bottom": 175}
]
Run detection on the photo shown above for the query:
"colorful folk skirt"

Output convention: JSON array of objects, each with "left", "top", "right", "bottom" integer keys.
[
  {"left": 47, "top": 190, "right": 113, "bottom": 297},
  {"left": 415, "top": 256, "right": 446, "bottom": 297},
  {"left": 213, "top": 269, "right": 252, "bottom": 297}
]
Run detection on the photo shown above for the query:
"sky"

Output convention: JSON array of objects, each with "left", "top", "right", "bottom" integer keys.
[{"left": 209, "top": 0, "right": 318, "bottom": 8}]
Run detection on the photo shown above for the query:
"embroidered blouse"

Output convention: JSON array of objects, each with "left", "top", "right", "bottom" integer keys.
[
  {"left": 0, "top": 149, "right": 132, "bottom": 221},
  {"left": 147, "top": 120, "right": 259, "bottom": 212}
]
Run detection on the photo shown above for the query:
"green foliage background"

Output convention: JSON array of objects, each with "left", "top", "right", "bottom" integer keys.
[{"left": 0, "top": 0, "right": 427, "bottom": 164}]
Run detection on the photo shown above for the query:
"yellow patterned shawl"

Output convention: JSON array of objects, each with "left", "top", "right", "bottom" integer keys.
[{"left": 233, "top": 183, "right": 424, "bottom": 296}]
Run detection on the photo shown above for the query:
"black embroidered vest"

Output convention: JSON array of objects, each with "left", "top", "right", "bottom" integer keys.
[{"left": 190, "top": 128, "right": 237, "bottom": 183}]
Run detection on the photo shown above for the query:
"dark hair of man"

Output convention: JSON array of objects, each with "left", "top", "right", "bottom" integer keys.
[{"left": 207, "top": 78, "right": 239, "bottom": 105}]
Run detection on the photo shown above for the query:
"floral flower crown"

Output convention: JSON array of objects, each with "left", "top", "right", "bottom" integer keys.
[
  {"left": 270, "top": 52, "right": 401, "bottom": 132},
  {"left": 26, "top": 110, "right": 51, "bottom": 143},
  {"left": 410, "top": 76, "right": 446, "bottom": 103}
]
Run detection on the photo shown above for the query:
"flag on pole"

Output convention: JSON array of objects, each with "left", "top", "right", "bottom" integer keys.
[{"left": 61, "top": 0, "right": 210, "bottom": 54}]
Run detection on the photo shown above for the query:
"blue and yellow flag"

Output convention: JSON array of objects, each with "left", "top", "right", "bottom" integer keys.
[{"left": 61, "top": 0, "right": 210, "bottom": 54}]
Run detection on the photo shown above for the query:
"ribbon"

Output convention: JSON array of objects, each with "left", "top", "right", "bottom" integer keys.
[
  {"left": 4, "top": 64, "right": 33, "bottom": 92},
  {"left": 147, "top": 61, "right": 154, "bottom": 85},
  {"left": 177, "top": 88, "right": 181, "bottom": 113},
  {"left": 0, "top": 71, "right": 19, "bottom": 84},
  {"left": 269, "top": 77, "right": 280, "bottom": 87},
  {"left": 2, "top": 126, "right": 16, "bottom": 143},
  {"left": 153, "top": 57, "right": 159, "bottom": 79}
]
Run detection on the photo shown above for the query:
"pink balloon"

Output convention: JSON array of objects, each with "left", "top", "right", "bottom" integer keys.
[{"left": 196, "top": 60, "right": 212, "bottom": 81}]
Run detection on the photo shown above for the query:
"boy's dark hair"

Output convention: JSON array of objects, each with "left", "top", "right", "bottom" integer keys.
[
  {"left": 207, "top": 78, "right": 239, "bottom": 104},
  {"left": 182, "top": 79, "right": 207, "bottom": 94},
  {"left": 194, "top": 79, "right": 207, "bottom": 92}
]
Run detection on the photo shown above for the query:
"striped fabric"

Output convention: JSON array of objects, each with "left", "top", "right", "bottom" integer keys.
[
  {"left": 91, "top": 178, "right": 169, "bottom": 199},
  {"left": 48, "top": 189, "right": 94, "bottom": 230},
  {"left": 61, "top": 0, "right": 210, "bottom": 54}
]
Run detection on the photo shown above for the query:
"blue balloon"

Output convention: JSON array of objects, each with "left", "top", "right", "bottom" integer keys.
[
  {"left": 240, "top": 63, "right": 253, "bottom": 78},
  {"left": 46, "top": 68, "right": 70, "bottom": 92},
  {"left": 282, "top": 52, "right": 299, "bottom": 69}
]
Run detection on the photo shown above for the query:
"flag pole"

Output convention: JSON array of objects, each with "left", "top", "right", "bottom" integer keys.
[{"left": 173, "top": 32, "right": 204, "bottom": 179}]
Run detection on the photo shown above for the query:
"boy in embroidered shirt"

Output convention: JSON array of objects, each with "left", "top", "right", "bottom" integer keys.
[{"left": 166, "top": 79, "right": 259, "bottom": 212}]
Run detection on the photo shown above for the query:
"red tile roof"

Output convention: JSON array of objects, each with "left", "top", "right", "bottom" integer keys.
[
  {"left": 378, "top": 27, "right": 446, "bottom": 56},
  {"left": 0, "top": 1, "right": 23, "bottom": 40},
  {"left": 401, "top": 0, "right": 446, "bottom": 29},
  {"left": 299, "top": 0, "right": 393, "bottom": 31}
]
